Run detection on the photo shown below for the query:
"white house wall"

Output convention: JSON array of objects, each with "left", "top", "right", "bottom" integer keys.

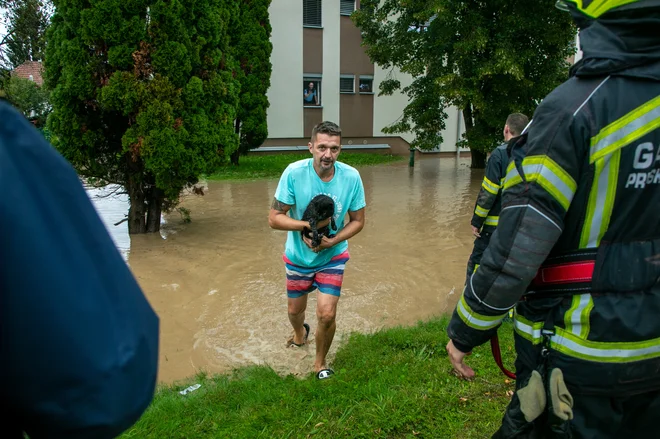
[
  {"left": 322, "top": 0, "right": 340, "bottom": 124},
  {"left": 267, "top": 1, "right": 303, "bottom": 138}
]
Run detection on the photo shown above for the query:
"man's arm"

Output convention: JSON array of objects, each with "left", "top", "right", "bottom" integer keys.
[
  {"left": 268, "top": 198, "right": 308, "bottom": 231},
  {"left": 268, "top": 198, "right": 331, "bottom": 232}
]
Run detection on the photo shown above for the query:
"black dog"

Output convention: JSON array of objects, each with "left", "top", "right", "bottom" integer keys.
[{"left": 301, "top": 195, "right": 337, "bottom": 247}]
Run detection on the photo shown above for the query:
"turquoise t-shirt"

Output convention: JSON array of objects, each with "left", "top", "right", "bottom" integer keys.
[{"left": 274, "top": 158, "right": 366, "bottom": 267}]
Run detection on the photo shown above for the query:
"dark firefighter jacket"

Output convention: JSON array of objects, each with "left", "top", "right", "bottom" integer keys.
[
  {"left": 471, "top": 144, "right": 509, "bottom": 232},
  {"left": 0, "top": 102, "right": 159, "bottom": 438},
  {"left": 448, "top": 10, "right": 660, "bottom": 397}
]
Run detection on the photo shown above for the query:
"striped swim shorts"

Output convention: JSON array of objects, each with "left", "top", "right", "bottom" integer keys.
[{"left": 283, "top": 251, "right": 350, "bottom": 298}]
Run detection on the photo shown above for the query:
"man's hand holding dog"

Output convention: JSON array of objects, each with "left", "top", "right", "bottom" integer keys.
[{"left": 303, "top": 234, "right": 335, "bottom": 253}]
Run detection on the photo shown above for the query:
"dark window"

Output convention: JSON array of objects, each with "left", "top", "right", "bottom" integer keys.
[
  {"left": 304, "top": 0, "right": 322, "bottom": 27},
  {"left": 340, "top": 76, "right": 355, "bottom": 93},
  {"left": 303, "top": 77, "right": 322, "bottom": 106},
  {"left": 359, "top": 76, "right": 373, "bottom": 93},
  {"left": 340, "top": 0, "right": 355, "bottom": 15}
]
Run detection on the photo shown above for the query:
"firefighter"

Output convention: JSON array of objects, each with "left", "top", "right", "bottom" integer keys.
[
  {"left": 446, "top": 1, "right": 660, "bottom": 437},
  {"left": 466, "top": 113, "right": 529, "bottom": 284}
]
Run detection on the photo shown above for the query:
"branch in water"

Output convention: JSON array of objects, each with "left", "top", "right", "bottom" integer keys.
[{"left": 114, "top": 218, "right": 128, "bottom": 226}]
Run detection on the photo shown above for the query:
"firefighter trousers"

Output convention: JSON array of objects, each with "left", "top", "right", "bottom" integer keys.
[{"left": 492, "top": 358, "right": 660, "bottom": 438}]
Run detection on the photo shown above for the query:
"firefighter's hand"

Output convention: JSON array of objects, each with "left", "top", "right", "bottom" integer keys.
[
  {"left": 471, "top": 226, "right": 481, "bottom": 238},
  {"left": 446, "top": 340, "right": 475, "bottom": 380}
]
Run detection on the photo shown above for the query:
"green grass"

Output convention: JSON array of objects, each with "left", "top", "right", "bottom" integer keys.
[
  {"left": 205, "top": 153, "right": 404, "bottom": 181},
  {"left": 121, "top": 317, "right": 516, "bottom": 438}
]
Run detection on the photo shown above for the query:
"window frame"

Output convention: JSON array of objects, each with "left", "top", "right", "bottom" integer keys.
[
  {"left": 340, "top": 0, "right": 355, "bottom": 16},
  {"left": 303, "top": 0, "right": 323, "bottom": 28},
  {"left": 358, "top": 75, "right": 374, "bottom": 94},
  {"left": 340, "top": 74, "right": 355, "bottom": 94},
  {"left": 303, "top": 74, "right": 323, "bottom": 107}
]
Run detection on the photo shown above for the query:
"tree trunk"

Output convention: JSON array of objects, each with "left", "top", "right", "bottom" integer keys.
[
  {"left": 230, "top": 148, "right": 240, "bottom": 166},
  {"left": 462, "top": 104, "right": 487, "bottom": 169},
  {"left": 146, "top": 188, "right": 163, "bottom": 233},
  {"left": 127, "top": 177, "right": 146, "bottom": 234},
  {"left": 230, "top": 118, "right": 241, "bottom": 165},
  {"left": 470, "top": 149, "right": 487, "bottom": 169}
]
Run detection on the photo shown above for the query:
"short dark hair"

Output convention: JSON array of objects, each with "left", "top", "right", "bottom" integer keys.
[
  {"left": 505, "top": 113, "right": 529, "bottom": 136},
  {"left": 311, "top": 121, "right": 342, "bottom": 142}
]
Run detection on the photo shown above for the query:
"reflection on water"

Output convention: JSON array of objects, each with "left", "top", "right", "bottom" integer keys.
[{"left": 89, "top": 156, "right": 484, "bottom": 383}]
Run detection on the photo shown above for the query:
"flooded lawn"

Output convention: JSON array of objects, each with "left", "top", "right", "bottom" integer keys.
[{"left": 88, "top": 156, "right": 483, "bottom": 383}]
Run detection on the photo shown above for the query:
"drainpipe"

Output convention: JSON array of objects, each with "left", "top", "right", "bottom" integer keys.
[{"left": 456, "top": 108, "right": 462, "bottom": 158}]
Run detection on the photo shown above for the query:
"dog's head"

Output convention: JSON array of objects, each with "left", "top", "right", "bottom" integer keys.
[{"left": 304, "top": 195, "right": 335, "bottom": 221}]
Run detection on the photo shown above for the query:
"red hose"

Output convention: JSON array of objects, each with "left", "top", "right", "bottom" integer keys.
[{"left": 490, "top": 334, "right": 516, "bottom": 379}]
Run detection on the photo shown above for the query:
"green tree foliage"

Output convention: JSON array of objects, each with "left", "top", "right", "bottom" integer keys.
[
  {"left": 353, "top": 0, "right": 575, "bottom": 168},
  {"left": 1, "top": 0, "right": 50, "bottom": 69},
  {"left": 45, "top": 0, "right": 240, "bottom": 234},
  {"left": 229, "top": 0, "right": 272, "bottom": 166},
  {"left": 5, "top": 75, "right": 50, "bottom": 124},
  {"left": 0, "top": 67, "right": 11, "bottom": 98}
]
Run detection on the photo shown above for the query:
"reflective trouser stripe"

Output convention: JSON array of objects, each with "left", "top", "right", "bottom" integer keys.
[
  {"left": 564, "top": 294, "right": 594, "bottom": 338},
  {"left": 457, "top": 294, "right": 508, "bottom": 330},
  {"left": 513, "top": 314, "right": 543, "bottom": 345},
  {"left": 580, "top": 149, "right": 621, "bottom": 248},
  {"left": 514, "top": 314, "right": 660, "bottom": 363}
]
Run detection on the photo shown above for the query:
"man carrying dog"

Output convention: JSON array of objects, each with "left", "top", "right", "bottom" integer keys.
[
  {"left": 268, "top": 121, "right": 366, "bottom": 380},
  {"left": 466, "top": 113, "right": 528, "bottom": 285}
]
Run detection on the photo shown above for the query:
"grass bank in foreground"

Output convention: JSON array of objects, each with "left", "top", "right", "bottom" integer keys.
[
  {"left": 122, "top": 317, "right": 515, "bottom": 438},
  {"left": 206, "top": 153, "right": 404, "bottom": 181}
]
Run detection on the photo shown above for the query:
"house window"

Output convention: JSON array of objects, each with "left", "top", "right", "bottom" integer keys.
[
  {"left": 303, "top": 0, "right": 322, "bottom": 27},
  {"left": 340, "top": 0, "right": 355, "bottom": 16},
  {"left": 359, "top": 76, "right": 373, "bottom": 94},
  {"left": 303, "top": 76, "right": 322, "bottom": 106},
  {"left": 340, "top": 75, "right": 355, "bottom": 93}
]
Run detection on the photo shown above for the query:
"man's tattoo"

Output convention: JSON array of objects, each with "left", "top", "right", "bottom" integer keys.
[{"left": 271, "top": 198, "right": 289, "bottom": 212}]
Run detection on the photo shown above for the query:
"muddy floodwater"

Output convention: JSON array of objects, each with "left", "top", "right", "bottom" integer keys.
[{"left": 88, "top": 156, "right": 483, "bottom": 383}]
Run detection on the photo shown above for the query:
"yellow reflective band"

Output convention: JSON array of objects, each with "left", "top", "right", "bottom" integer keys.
[
  {"left": 551, "top": 328, "right": 660, "bottom": 363},
  {"left": 503, "top": 156, "right": 577, "bottom": 211},
  {"left": 580, "top": 149, "right": 621, "bottom": 248},
  {"left": 590, "top": 94, "right": 660, "bottom": 163},
  {"left": 482, "top": 176, "right": 501, "bottom": 195},
  {"left": 515, "top": 311, "right": 660, "bottom": 363},
  {"left": 563, "top": 0, "right": 640, "bottom": 18},
  {"left": 513, "top": 313, "right": 544, "bottom": 345},
  {"left": 504, "top": 161, "right": 518, "bottom": 186},
  {"left": 564, "top": 294, "right": 594, "bottom": 339},
  {"left": 475, "top": 205, "right": 489, "bottom": 218},
  {"left": 484, "top": 216, "right": 499, "bottom": 226},
  {"left": 457, "top": 294, "right": 508, "bottom": 330}
]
